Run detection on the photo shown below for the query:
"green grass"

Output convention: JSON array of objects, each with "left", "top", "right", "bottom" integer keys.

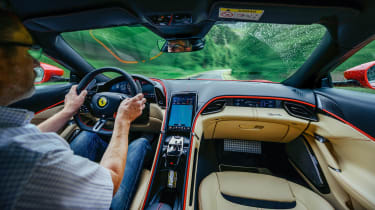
[
  {"left": 336, "top": 87, "right": 375, "bottom": 94},
  {"left": 334, "top": 41, "right": 375, "bottom": 74},
  {"left": 330, "top": 42, "right": 375, "bottom": 94}
]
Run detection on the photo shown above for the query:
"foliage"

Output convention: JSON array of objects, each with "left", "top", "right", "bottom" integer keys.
[
  {"left": 59, "top": 23, "right": 326, "bottom": 81},
  {"left": 37, "top": 22, "right": 375, "bottom": 94},
  {"left": 331, "top": 41, "right": 375, "bottom": 82}
]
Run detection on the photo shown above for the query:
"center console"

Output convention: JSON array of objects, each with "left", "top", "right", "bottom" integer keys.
[{"left": 145, "top": 93, "right": 197, "bottom": 210}]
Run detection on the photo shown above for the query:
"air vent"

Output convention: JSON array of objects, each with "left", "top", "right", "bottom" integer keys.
[
  {"left": 283, "top": 102, "right": 318, "bottom": 121},
  {"left": 202, "top": 99, "right": 226, "bottom": 115},
  {"left": 154, "top": 87, "right": 166, "bottom": 108}
]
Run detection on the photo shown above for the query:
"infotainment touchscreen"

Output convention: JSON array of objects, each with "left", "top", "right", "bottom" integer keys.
[{"left": 168, "top": 95, "right": 195, "bottom": 132}]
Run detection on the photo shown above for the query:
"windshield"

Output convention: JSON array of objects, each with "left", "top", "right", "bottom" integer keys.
[{"left": 62, "top": 23, "right": 326, "bottom": 82}]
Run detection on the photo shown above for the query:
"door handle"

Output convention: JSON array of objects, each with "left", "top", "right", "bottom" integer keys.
[{"left": 238, "top": 124, "right": 264, "bottom": 130}]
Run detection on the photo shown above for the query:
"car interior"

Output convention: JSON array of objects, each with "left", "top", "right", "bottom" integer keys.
[{"left": 6, "top": 0, "right": 375, "bottom": 209}]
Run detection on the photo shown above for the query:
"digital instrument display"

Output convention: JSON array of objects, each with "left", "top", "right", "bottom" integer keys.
[
  {"left": 110, "top": 81, "right": 130, "bottom": 94},
  {"left": 168, "top": 95, "right": 195, "bottom": 132},
  {"left": 109, "top": 80, "right": 155, "bottom": 99},
  {"left": 140, "top": 80, "right": 155, "bottom": 99}
]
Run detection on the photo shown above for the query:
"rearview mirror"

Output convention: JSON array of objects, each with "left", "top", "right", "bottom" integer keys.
[
  {"left": 159, "top": 39, "right": 205, "bottom": 53},
  {"left": 367, "top": 66, "right": 375, "bottom": 88},
  {"left": 343, "top": 61, "right": 375, "bottom": 89},
  {"left": 34, "top": 62, "right": 66, "bottom": 84},
  {"left": 34, "top": 66, "right": 44, "bottom": 83}
]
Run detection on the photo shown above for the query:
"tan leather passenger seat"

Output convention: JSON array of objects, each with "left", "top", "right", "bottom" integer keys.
[{"left": 199, "top": 172, "right": 333, "bottom": 210}]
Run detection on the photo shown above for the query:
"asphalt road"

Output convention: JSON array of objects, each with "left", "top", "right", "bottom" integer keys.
[{"left": 190, "top": 69, "right": 230, "bottom": 80}]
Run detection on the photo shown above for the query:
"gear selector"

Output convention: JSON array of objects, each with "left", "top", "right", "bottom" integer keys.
[{"left": 164, "top": 136, "right": 185, "bottom": 189}]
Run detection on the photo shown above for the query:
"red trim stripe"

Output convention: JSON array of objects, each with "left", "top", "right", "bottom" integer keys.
[
  {"left": 142, "top": 79, "right": 168, "bottom": 209},
  {"left": 202, "top": 96, "right": 316, "bottom": 107},
  {"left": 163, "top": 78, "right": 279, "bottom": 84},
  {"left": 322, "top": 109, "right": 375, "bottom": 142},
  {"left": 168, "top": 14, "right": 173, "bottom": 26},
  {"left": 182, "top": 95, "right": 315, "bottom": 209},
  {"left": 35, "top": 100, "right": 64, "bottom": 115},
  {"left": 195, "top": 78, "right": 278, "bottom": 83}
]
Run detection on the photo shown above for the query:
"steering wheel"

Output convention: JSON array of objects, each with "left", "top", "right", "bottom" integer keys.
[{"left": 74, "top": 67, "right": 141, "bottom": 136}]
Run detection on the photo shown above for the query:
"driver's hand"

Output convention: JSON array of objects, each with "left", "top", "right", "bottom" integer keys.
[
  {"left": 116, "top": 93, "right": 146, "bottom": 123},
  {"left": 62, "top": 85, "right": 87, "bottom": 116}
]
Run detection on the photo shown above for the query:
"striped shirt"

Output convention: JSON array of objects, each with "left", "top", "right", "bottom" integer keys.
[{"left": 0, "top": 106, "right": 113, "bottom": 209}]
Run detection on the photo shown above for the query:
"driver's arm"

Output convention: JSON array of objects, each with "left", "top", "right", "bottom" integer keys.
[
  {"left": 37, "top": 85, "right": 87, "bottom": 133},
  {"left": 100, "top": 94, "right": 146, "bottom": 195}
]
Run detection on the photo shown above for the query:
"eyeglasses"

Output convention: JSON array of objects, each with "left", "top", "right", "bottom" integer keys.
[
  {"left": 0, "top": 41, "right": 44, "bottom": 83},
  {"left": 0, "top": 41, "right": 43, "bottom": 60}
]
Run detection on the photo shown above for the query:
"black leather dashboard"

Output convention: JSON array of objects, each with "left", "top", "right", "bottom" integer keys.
[{"left": 160, "top": 79, "right": 316, "bottom": 112}]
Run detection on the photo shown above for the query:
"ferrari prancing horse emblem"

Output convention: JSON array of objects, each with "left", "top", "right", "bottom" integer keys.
[{"left": 98, "top": 96, "right": 108, "bottom": 107}]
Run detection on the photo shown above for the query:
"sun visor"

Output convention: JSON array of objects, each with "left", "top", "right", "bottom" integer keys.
[
  {"left": 24, "top": 8, "right": 140, "bottom": 33},
  {"left": 209, "top": 2, "right": 359, "bottom": 24}
]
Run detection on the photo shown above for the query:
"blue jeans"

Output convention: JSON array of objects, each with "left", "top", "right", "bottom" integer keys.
[{"left": 70, "top": 131, "right": 151, "bottom": 210}]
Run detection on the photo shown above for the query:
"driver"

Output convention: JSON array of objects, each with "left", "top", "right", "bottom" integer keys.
[
  {"left": 0, "top": 10, "right": 152, "bottom": 209},
  {"left": 167, "top": 40, "right": 192, "bottom": 53}
]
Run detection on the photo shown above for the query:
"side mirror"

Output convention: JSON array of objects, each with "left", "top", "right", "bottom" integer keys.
[
  {"left": 343, "top": 61, "right": 375, "bottom": 89},
  {"left": 34, "top": 66, "right": 45, "bottom": 83},
  {"left": 159, "top": 39, "right": 205, "bottom": 53},
  {"left": 34, "top": 62, "right": 66, "bottom": 84}
]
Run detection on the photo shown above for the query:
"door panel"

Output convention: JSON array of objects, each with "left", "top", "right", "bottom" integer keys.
[
  {"left": 312, "top": 88, "right": 375, "bottom": 209},
  {"left": 9, "top": 83, "right": 72, "bottom": 113},
  {"left": 31, "top": 104, "right": 78, "bottom": 138},
  {"left": 327, "top": 139, "right": 375, "bottom": 209},
  {"left": 9, "top": 83, "right": 74, "bottom": 138},
  {"left": 302, "top": 134, "right": 351, "bottom": 210},
  {"left": 31, "top": 105, "right": 64, "bottom": 125},
  {"left": 315, "top": 88, "right": 375, "bottom": 140}
]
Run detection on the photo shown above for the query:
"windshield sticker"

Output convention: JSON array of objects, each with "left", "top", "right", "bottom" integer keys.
[{"left": 219, "top": 8, "right": 264, "bottom": 21}]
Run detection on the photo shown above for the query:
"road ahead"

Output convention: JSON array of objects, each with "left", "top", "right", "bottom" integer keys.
[{"left": 189, "top": 69, "right": 230, "bottom": 80}]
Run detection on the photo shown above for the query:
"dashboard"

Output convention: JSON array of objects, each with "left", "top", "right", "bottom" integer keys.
[
  {"left": 231, "top": 98, "right": 282, "bottom": 108},
  {"left": 109, "top": 80, "right": 155, "bottom": 98},
  {"left": 101, "top": 76, "right": 317, "bottom": 116},
  {"left": 94, "top": 75, "right": 322, "bottom": 131},
  {"left": 100, "top": 76, "right": 157, "bottom": 102},
  {"left": 82, "top": 75, "right": 372, "bottom": 142},
  {"left": 97, "top": 76, "right": 319, "bottom": 127}
]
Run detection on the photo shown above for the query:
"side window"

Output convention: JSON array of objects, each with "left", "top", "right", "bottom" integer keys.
[
  {"left": 331, "top": 41, "right": 375, "bottom": 94},
  {"left": 34, "top": 54, "right": 70, "bottom": 86}
]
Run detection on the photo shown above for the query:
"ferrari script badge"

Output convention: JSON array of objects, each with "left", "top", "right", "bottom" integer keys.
[{"left": 98, "top": 97, "right": 108, "bottom": 107}]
